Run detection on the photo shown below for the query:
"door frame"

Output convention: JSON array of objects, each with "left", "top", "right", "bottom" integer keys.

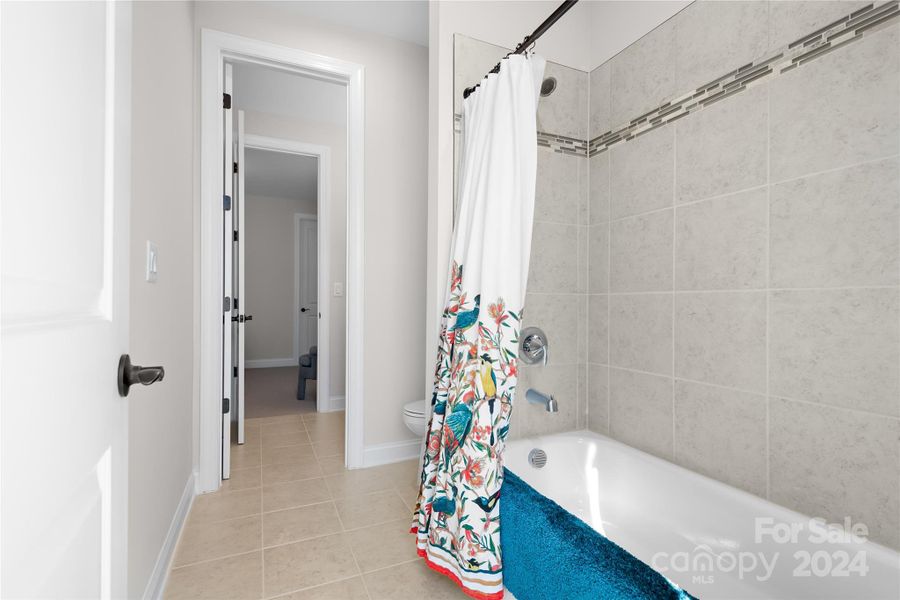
[
  {"left": 293, "top": 212, "right": 320, "bottom": 396},
  {"left": 200, "top": 29, "right": 366, "bottom": 493}
]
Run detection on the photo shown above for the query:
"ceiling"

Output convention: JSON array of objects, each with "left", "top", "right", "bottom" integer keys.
[
  {"left": 244, "top": 148, "right": 318, "bottom": 202},
  {"left": 257, "top": 0, "right": 428, "bottom": 47},
  {"left": 232, "top": 62, "right": 347, "bottom": 125}
]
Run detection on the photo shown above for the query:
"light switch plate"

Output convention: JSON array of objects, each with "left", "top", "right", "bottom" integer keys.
[
  {"left": 146, "top": 241, "right": 158, "bottom": 283},
  {"left": 333, "top": 282, "right": 344, "bottom": 297}
]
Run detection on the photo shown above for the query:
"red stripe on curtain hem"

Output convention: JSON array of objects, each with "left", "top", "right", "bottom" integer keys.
[{"left": 415, "top": 548, "right": 505, "bottom": 600}]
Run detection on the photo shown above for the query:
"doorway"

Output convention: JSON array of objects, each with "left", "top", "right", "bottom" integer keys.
[
  {"left": 241, "top": 144, "right": 321, "bottom": 420},
  {"left": 222, "top": 63, "right": 341, "bottom": 479},
  {"left": 200, "top": 30, "right": 366, "bottom": 492}
]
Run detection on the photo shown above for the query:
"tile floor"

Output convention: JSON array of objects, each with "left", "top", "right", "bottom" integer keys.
[{"left": 164, "top": 412, "right": 464, "bottom": 599}]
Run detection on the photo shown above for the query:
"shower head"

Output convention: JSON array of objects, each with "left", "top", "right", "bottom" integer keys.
[{"left": 540, "top": 76, "right": 557, "bottom": 97}]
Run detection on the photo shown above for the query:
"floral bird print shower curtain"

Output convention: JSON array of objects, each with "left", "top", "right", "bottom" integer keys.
[{"left": 412, "top": 53, "right": 546, "bottom": 600}]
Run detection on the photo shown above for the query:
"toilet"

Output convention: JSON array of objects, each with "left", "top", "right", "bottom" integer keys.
[{"left": 402, "top": 400, "right": 428, "bottom": 436}]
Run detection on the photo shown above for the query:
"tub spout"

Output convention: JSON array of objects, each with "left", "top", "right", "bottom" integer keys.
[{"left": 525, "top": 388, "right": 558, "bottom": 413}]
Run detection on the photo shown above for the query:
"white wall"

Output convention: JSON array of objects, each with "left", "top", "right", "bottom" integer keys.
[
  {"left": 244, "top": 194, "right": 316, "bottom": 362},
  {"left": 242, "top": 111, "right": 347, "bottom": 396},
  {"left": 129, "top": 1, "right": 195, "bottom": 598},
  {"left": 589, "top": 1, "right": 691, "bottom": 68},
  {"left": 196, "top": 2, "right": 428, "bottom": 447}
]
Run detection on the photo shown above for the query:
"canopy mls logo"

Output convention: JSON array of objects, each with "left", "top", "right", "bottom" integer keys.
[
  {"left": 651, "top": 544, "right": 779, "bottom": 585},
  {"left": 651, "top": 517, "right": 871, "bottom": 587}
]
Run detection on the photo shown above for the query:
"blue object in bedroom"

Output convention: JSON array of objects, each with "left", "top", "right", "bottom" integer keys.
[{"left": 500, "top": 469, "right": 698, "bottom": 600}]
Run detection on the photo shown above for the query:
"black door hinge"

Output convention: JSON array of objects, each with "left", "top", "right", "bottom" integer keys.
[
  {"left": 233, "top": 230, "right": 239, "bottom": 242},
  {"left": 223, "top": 397, "right": 230, "bottom": 414},
  {"left": 233, "top": 161, "right": 239, "bottom": 174},
  {"left": 223, "top": 93, "right": 232, "bottom": 109},
  {"left": 233, "top": 366, "right": 238, "bottom": 378},
  {"left": 234, "top": 298, "right": 239, "bottom": 310},
  {"left": 223, "top": 296, "right": 231, "bottom": 312}
]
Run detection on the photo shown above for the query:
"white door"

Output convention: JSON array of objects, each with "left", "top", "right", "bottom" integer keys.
[
  {"left": 296, "top": 215, "right": 318, "bottom": 358},
  {"left": 222, "top": 63, "right": 234, "bottom": 479},
  {"left": 1, "top": 2, "right": 131, "bottom": 598},
  {"left": 235, "top": 110, "right": 246, "bottom": 444}
]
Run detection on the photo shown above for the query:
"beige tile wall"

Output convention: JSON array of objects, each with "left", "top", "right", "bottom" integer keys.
[{"left": 587, "top": 1, "right": 900, "bottom": 550}]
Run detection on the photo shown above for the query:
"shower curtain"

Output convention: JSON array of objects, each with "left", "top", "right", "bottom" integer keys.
[{"left": 412, "top": 53, "right": 546, "bottom": 600}]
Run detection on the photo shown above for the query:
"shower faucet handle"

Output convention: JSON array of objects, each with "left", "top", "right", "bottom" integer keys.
[{"left": 520, "top": 327, "right": 549, "bottom": 365}]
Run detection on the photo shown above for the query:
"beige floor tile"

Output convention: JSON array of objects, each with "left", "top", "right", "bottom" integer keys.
[
  {"left": 261, "top": 443, "right": 317, "bottom": 466},
  {"left": 241, "top": 429, "right": 262, "bottom": 448},
  {"left": 311, "top": 438, "right": 345, "bottom": 458},
  {"left": 262, "top": 430, "right": 312, "bottom": 449},
  {"left": 323, "top": 466, "right": 396, "bottom": 498},
  {"left": 334, "top": 490, "right": 410, "bottom": 531},
  {"left": 301, "top": 411, "right": 344, "bottom": 425},
  {"left": 363, "top": 559, "right": 461, "bottom": 600},
  {"left": 395, "top": 484, "right": 421, "bottom": 512},
  {"left": 382, "top": 459, "right": 420, "bottom": 488},
  {"left": 262, "top": 421, "right": 307, "bottom": 437},
  {"left": 232, "top": 445, "right": 262, "bottom": 470},
  {"left": 190, "top": 488, "right": 261, "bottom": 524},
  {"left": 263, "top": 533, "right": 359, "bottom": 597},
  {"left": 256, "top": 414, "right": 305, "bottom": 426},
  {"left": 173, "top": 515, "right": 262, "bottom": 567},
  {"left": 222, "top": 467, "right": 262, "bottom": 492},
  {"left": 305, "top": 420, "right": 345, "bottom": 443},
  {"left": 263, "top": 478, "right": 332, "bottom": 513},
  {"left": 317, "top": 456, "right": 347, "bottom": 476},
  {"left": 269, "top": 576, "right": 368, "bottom": 600},
  {"left": 263, "top": 502, "right": 342, "bottom": 547},
  {"left": 345, "top": 518, "right": 418, "bottom": 573},
  {"left": 262, "top": 459, "right": 323, "bottom": 486},
  {"left": 165, "top": 551, "right": 263, "bottom": 600}
]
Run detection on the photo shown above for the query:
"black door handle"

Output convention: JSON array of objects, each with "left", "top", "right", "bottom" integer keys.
[
  {"left": 300, "top": 308, "right": 309, "bottom": 313},
  {"left": 232, "top": 314, "right": 253, "bottom": 323},
  {"left": 117, "top": 354, "right": 165, "bottom": 397},
  {"left": 245, "top": 315, "right": 253, "bottom": 321}
]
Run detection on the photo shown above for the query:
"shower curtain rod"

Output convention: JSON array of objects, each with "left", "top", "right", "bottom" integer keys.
[{"left": 462, "top": 0, "right": 580, "bottom": 99}]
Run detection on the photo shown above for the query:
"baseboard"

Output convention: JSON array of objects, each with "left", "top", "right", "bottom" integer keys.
[
  {"left": 142, "top": 472, "right": 196, "bottom": 600},
  {"left": 327, "top": 395, "right": 345, "bottom": 412},
  {"left": 363, "top": 438, "right": 421, "bottom": 468},
  {"left": 245, "top": 358, "right": 296, "bottom": 369}
]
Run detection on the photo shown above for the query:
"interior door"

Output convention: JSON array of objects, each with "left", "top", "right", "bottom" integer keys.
[
  {"left": 222, "top": 62, "right": 234, "bottom": 479},
  {"left": 297, "top": 216, "right": 319, "bottom": 358},
  {"left": 0, "top": 1, "right": 131, "bottom": 597},
  {"left": 235, "top": 110, "right": 246, "bottom": 444}
]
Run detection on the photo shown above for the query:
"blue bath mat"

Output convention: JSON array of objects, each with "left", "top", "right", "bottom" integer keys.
[{"left": 501, "top": 468, "right": 697, "bottom": 600}]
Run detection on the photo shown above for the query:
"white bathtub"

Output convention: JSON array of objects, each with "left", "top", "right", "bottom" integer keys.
[{"left": 504, "top": 431, "right": 899, "bottom": 600}]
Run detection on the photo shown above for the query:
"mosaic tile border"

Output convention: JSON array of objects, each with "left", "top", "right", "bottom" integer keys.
[
  {"left": 454, "top": 114, "right": 589, "bottom": 156},
  {"left": 453, "top": 1, "right": 899, "bottom": 159},
  {"left": 589, "top": 0, "right": 899, "bottom": 157}
]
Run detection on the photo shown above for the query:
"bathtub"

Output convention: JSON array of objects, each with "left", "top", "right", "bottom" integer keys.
[{"left": 504, "top": 431, "right": 899, "bottom": 600}]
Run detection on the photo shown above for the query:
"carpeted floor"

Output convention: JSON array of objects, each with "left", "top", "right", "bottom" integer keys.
[{"left": 244, "top": 367, "right": 317, "bottom": 419}]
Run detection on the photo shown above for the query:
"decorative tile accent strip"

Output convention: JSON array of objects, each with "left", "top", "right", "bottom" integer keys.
[
  {"left": 454, "top": 114, "right": 589, "bottom": 156},
  {"left": 588, "top": 0, "right": 899, "bottom": 156},
  {"left": 454, "top": 1, "right": 898, "bottom": 159}
]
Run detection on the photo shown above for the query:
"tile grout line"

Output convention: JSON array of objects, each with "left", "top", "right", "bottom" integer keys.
[
  {"left": 765, "top": 76, "right": 772, "bottom": 503},
  {"left": 671, "top": 117, "right": 678, "bottom": 461},
  {"left": 607, "top": 285, "right": 900, "bottom": 295},
  {"left": 260, "top": 484, "right": 265, "bottom": 599},
  {"left": 604, "top": 152, "right": 900, "bottom": 226},
  {"left": 606, "top": 145, "right": 611, "bottom": 433},
  {"left": 331, "top": 492, "right": 372, "bottom": 599},
  {"left": 261, "top": 573, "right": 367, "bottom": 600},
  {"left": 593, "top": 363, "right": 900, "bottom": 421}
]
